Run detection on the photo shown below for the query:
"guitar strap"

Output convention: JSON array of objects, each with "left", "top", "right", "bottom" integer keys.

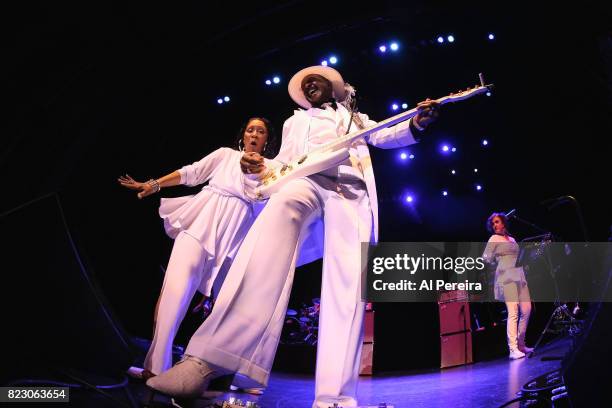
[
  {"left": 351, "top": 112, "right": 366, "bottom": 130},
  {"left": 345, "top": 110, "right": 368, "bottom": 177}
]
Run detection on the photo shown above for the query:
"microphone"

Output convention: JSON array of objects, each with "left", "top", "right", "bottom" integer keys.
[{"left": 505, "top": 208, "right": 517, "bottom": 218}]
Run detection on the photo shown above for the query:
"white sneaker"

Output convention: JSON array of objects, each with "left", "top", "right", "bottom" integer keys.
[{"left": 509, "top": 349, "right": 526, "bottom": 360}]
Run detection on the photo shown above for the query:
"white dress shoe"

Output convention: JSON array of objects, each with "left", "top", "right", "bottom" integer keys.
[
  {"left": 127, "top": 366, "right": 155, "bottom": 380},
  {"left": 146, "top": 355, "right": 218, "bottom": 398},
  {"left": 127, "top": 366, "right": 144, "bottom": 379}
]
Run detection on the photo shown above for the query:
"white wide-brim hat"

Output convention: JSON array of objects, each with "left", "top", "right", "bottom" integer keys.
[{"left": 288, "top": 65, "right": 347, "bottom": 109}]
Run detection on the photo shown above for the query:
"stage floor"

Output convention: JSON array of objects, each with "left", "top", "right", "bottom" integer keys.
[{"left": 131, "top": 337, "right": 570, "bottom": 408}]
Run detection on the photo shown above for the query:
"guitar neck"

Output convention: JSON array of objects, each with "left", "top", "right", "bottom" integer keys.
[
  {"left": 255, "top": 80, "right": 492, "bottom": 200},
  {"left": 323, "top": 105, "right": 422, "bottom": 153},
  {"left": 320, "top": 85, "right": 489, "bottom": 153}
]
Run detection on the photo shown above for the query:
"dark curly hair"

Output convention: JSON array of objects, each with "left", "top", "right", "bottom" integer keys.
[
  {"left": 486, "top": 212, "right": 509, "bottom": 234},
  {"left": 234, "top": 117, "right": 278, "bottom": 159}
]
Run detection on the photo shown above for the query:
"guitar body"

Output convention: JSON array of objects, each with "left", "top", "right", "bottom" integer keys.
[{"left": 255, "top": 148, "right": 350, "bottom": 199}]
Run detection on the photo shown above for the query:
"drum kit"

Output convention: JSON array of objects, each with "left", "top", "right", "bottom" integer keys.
[{"left": 280, "top": 298, "right": 320, "bottom": 345}]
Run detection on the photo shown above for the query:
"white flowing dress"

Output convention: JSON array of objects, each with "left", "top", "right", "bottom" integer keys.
[
  {"left": 158, "top": 147, "right": 261, "bottom": 295},
  {"left": 482, "top": 234, "right": 528, "bottom": 301}
]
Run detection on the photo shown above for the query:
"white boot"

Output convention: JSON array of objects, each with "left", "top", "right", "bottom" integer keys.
[
  {"left": 146, "top": 355, "right": 219, "bottom": 398},
  {"left": 509, "top": 348, "right": 526, "bottom": 360}
]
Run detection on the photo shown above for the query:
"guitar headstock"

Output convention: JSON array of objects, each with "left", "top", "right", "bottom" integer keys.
[
  {"left": 445, "top": 85, "right": 492, "bottom": 102},
  {"left": 440, "top": 73, "right": 494, "bottom": 104}
]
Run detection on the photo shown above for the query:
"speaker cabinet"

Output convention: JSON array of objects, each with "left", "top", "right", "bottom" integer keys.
[
  {"left": 439, "top": 291, "right": 472, "bottom": 368},
  {"left": 359, "top": 306, "right": 375, "bottom": 375}
]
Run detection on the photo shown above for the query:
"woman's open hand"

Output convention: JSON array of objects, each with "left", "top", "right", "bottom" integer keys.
[{"left": 118, "top": 174, "right": 155, "bottom": 199}]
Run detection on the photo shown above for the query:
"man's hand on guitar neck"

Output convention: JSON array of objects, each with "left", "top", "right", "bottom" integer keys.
[{"left": 413, "top": 98, "right": 441, "bottom": 129}]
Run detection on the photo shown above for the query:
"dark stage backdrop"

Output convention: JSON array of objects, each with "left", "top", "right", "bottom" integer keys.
[{"left": 5, "top": 1, "right": 612, "bottom": 367}]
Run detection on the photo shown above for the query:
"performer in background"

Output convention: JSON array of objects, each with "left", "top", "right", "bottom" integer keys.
[
  {"left": 482, "top": 212, "right": 534, "bottom": 359},
  {"left": 118, "top": 117, "right": 276, "bottom": 379},
  {"left": 147, "top": 65, "right": 440, "bottom": 408}
]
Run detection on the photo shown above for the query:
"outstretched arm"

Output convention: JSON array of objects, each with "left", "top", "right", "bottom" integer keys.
[
  {"left": 118, "top": 171, "right": 181, "bottom": 199},
  {"left": 119, "top": 148, "right": 228, "bottom": 199}
]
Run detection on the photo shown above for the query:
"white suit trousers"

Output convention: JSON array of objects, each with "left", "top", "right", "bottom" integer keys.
[
  {"left": 185, "top": 175, "right": 373, "bottom": 408},
  {"left": 144, "top": 231, "right": 207, "bottom": 374},
  {"left": 503, "top": 282, "right": 532, "bottom": 351}
]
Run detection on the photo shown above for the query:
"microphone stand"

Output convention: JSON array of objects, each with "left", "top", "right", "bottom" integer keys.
[
  {"left": 542, "top": 195, "right": 589, "bottom": 241},
  {"left": 525, "top": 196, "right": 591, "bottom": 358},
  {"left": 509, "top": 214, "right": 550, "bottom": 235},
  {"left": 542, "top": 195, "right": 592, "bottom": 310},
  {"left": 541, "top": 196, "right": 594, "bottom": 352},
  {"left": 508, "top": 213, "right": 565, "bottom": 358}
]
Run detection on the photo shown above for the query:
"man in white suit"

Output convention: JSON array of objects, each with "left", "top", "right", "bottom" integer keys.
[{"left": 148, "top": 66, "right": 439, "bottom": 407}]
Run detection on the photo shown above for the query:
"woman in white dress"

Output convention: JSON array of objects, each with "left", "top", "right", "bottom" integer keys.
[
  {"left": 118, "top": 117, "right": 276, "bottom": 379},
  {"left": 482, "top": 212, "right": 534, "bottom": 359}
]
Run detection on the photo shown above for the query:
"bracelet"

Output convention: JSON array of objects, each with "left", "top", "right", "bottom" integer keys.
[{"left": 147, "top": 179, "right": 161, "bottom": 193}]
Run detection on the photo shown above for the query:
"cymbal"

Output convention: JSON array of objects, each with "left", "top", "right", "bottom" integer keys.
[{"left": 286, "top": 309, "right": 297, "bottom": 316}]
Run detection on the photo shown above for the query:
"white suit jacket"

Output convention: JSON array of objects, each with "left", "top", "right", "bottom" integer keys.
[{"left": 272, "top": 104, "right": 419, "bottom": 266}]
